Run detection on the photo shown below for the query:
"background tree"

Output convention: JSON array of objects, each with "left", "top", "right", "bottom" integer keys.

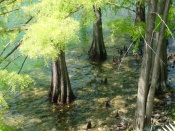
[
  {"left": 88, "top": 5, "right": 107, "bottom": 61},
  {"left": 19, "top": 0, "right": 79, "bottom": 104}
]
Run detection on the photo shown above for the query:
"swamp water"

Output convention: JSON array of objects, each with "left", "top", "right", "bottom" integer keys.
[{"left": 0, "top": 34, "right": 141, "bottom": 130}]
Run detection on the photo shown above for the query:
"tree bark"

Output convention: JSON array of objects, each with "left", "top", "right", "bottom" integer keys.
[
  {"left": 155, "top": 0, "right": 168, "bottom": 92},
  {"left": 88, "top": 5, "right": 107, "bottom": 61},
  {"left": 49, "top": 51, "right": 75, "bottom": 104},
  {"left": 135, "top": 0, "right": 171, "bottom": 130},
  {"left": 135, "top": 0, "right": 145, "bottom": 23},
  {"left": 144, "top": 1, "right": 170, "bottom": 130},
  {"left": 135, "top": 0, "right": 157, "bottom": 130},
  {"left": 134, "top": 0, "right": 145, "bottom": 57}
]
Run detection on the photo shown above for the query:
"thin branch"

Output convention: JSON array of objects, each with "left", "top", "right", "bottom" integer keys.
[
  {"left": 2, "top": 55, "right": 22, "bottom": 69},
  {"left": 0, "top": 8, "right": 21, "bottom": 15},
  {"left": 0, "top": 42, "right": 10, "bottom": 57},
  {"left": 150, "top": 21, "right": 162, "bottom": 48},
  {"left": 152, "top": 12, "right": 175, "bottom": 40},
  {"left": 108, "top": 2, "right": 136, "bottom": 13},
  {"left": 0, "top": 17, "right": 33, "bottom": 64},
  {"left": 17, "top": 56, "right": 28, "bottom": 74},
  {"left": 23, "top": 16, "right": 33, "bottom": 25},
  {"left": 2, "top": 56, "right": 27, "bottom": 97},
  {"left": 7, "top": 0, "right": 18, "bottom": 5},
  {"left": 118, "top": 39, "right": 137, "bottom": 69},
  {"left": 139, "top": 27, "right": 165, "bottom": 65},
  {"left": 0, "top": 40, "right": 22, "bottom": 64},
  {"left": 6, "top": 16, "right": 33, "bottom": 32},
  {"left": 66, "top": 5, "right": 83, "bottom": 18},
  {"left": 6, "top": 26, "right": 28, "bottom": 31}
]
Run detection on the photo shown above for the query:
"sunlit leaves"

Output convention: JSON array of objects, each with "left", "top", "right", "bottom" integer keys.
[
  {"left": 20, "top": 17, "right": 79, "bottom": 60},
  {"left": 107, "top": 17, "right": 145, "bottom": 41},
  {"left": 0, "top": 69, "right": 34, "bottom": 107},
  {"left": 107, "top": 17, "right": 133, "bottom": 37},
  {"left": 0, "top": 70, "right": 34, "bottom": 91}
]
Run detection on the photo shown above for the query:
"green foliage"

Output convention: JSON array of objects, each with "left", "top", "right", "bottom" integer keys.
[
  {"left": 0, "top": 0, "right": 34, "bottom": 44},
  {"left": 0, "top": 69, "right": 34, "bottom": 107},
  {"left": 107, "top": 17, "right": 133, "bottom": 36},
  {"left": 107, "top": 17, "right": 145, "bottom": 41},
  {"left": 0, "top": 70, "right": 34, "bottom": 91},
  {"left": 0, "top": 93, "right": 8, "bottom": 108},
  {"left": 20, "top": 18, "right": 79, "bottom": 60},
  {"left": 19, "top": 0, "right": 80, "bottom": 60},
  {"left": 166, "top": 5, "right": 175, "bottom": 37}
]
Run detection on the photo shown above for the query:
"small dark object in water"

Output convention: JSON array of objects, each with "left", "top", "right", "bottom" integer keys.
[
  {"left": 171, "top": 64, "right": 174, "bottom": 68},
  {"left": 112, "top": 56, "right": 116, "bottom": 64},
  {"left": 119, "top": 49, "right": 123, "bottom": 56},
  {"left": 115, "top": 110, "right": 120, "bottom": 118},
  {"left": 118, "top": 49, "right": 123, "bottom": 56},
  {"left": 123, "top": 46, "right": 127, "bottom": 51},
  {"left": 87, "top": 121, "right": 91, "bottom": 129},
  {"left": 167, "top": 54, "right": 173, "bottom": 60},
  {"left": 104, "top": 78, "right": 107, "bottom": 84},
  {"left": 105, "top": 101, "right": 110, "bottom": 108},
  {"left": 118, "top": 58, "right": 122, "bottom": 63},
  {"left": 118, "top": 49, "right": 120, "bottom": 54},
  {"left": 173, "top": 60, "right": 175, "bottom": 64}
]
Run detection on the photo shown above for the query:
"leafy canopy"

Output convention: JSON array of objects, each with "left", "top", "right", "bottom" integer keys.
[{"left": 19, "top": 0, "right": 80, "bottom": 60}]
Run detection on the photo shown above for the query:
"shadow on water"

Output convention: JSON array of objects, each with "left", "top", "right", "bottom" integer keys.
[{"left": 1, "top": 34, "right": 141, "bottom": 130}]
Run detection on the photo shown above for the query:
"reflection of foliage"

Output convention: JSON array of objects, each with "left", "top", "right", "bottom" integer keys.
[{"left": 0, "top": 70, "right": 34, "bottom": 107}]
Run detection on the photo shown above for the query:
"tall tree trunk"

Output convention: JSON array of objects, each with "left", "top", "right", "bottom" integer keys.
[
  {"left": 155, "top": 0, "right": 168, "bottom": 92},
  {"left": 134, "top": 0, "right": 145, "bottom": 56},
  {"left": 144, "top": 1, "right": 170, "bottom": 130},
  {"left": 135, "top": 0, "right": 171, "bottom": 130},
  {"left": 159, "top": 39, "right": 168, "bottom": 90},
  {"left": 135, "top": 0, "right": 157, "bottom": 130},
  {"left": 135, "top": 0, "right": 145, "bottom": 23},
  {"left": 88, "top": 5, "right": 107, "bottom": 61},
  {"left": 49, "top": 51, "right": 75, "bottom": 104}
]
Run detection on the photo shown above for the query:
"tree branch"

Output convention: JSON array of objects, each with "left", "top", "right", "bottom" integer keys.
[
  {"left": 108, "top": 2, "right": 136, "bottom": 13},
  {"left": 6, "top": 16, "right": 33, "bottom": 32},
  {"left": 0, "top": 42, "right": 10, "bottom": 57},
  {"left": 2, "top": 55, "right": 22, "bottom": 69},
  {"left": 0, "top": 8, "right": 21, "bottom": 15},
  {"left": 0, "top": 40, "right": 22, "bottom": 64},
  {"left": 0, "top": 16, "right": 33, "bottom": 64},
  {"left": 18, "top": 56, "right": 28, "bottom": 74},
  {"left": 66, "top": 5, "right": 83, "bottom": 18}
]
